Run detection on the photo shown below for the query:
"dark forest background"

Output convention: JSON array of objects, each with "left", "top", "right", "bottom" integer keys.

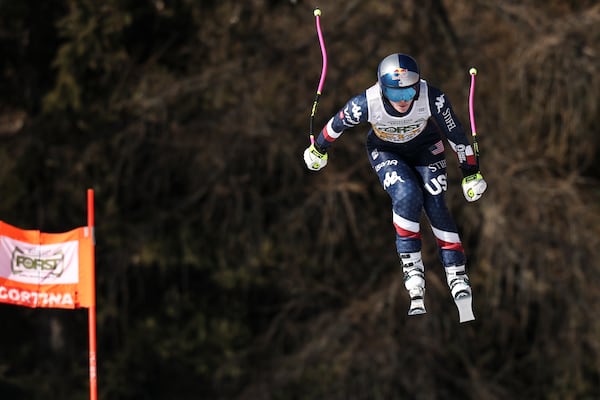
[{"left": 0, "top": 0, "right": 599, "bottom": 399}]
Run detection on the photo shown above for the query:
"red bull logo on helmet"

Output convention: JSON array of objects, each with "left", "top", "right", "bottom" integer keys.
[{"left": 392, "top": 68, "right": 408, "bottom": 80}]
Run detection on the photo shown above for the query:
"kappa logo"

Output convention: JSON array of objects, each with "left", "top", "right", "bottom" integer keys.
[
  {"left": 343, "top": 101, "right": 362, "bottom": 126},
  {"left": 371, "top": 149, "right": 379, "bottom": 160},
  {"left": 435, "top": 94, "right": 446, "bottom": 113},
  {"left": 351, "top": 101, "right": 362, "bottom": 121},
  {"left": 383, "top": 171, "right": 405, "bottom": 188}
]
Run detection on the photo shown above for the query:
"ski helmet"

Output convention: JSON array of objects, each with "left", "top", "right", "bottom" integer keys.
[{"left": 377, "top": 53, "right": 420, "bottom": 102}]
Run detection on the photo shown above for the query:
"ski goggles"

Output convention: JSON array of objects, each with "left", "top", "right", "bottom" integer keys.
[{"left": 382, "top": 85, "right": 417, "bottom": 102}]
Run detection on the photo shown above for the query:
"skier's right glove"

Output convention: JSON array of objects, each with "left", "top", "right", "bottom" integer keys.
[
  {"left": 303, "top": 142, "right": 328, "bottom": 171},
  {"left": 462, "top": 172, "right": 487, "bottom": 202}
]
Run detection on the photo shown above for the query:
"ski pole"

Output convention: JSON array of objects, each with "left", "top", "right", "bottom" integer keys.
[
  {"left": 309, "top": 8, "right": 328, "bottom": 145},
  {"left": 468, "top": 67, "right": 480, "bottom": 170}
]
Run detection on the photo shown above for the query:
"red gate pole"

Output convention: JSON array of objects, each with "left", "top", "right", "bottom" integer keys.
[{"left": 87, "top": 189, "right": 97, "bottom": 400}]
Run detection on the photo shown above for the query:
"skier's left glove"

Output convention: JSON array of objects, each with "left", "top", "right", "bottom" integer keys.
[
  {"left": 462, "top": 172, "right": 487, "bottom": 202},
  {"left": 303, "top": 142, "right": 328, "bottom": 171}
]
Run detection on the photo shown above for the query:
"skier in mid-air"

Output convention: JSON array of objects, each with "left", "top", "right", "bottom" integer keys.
[{"left": 303, "top": 53, "right": 487, "bottom": 319}]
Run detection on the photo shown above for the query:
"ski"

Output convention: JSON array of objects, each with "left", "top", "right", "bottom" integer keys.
[{"left": 453, "top": 293, "right": 475, "bottom": 323}]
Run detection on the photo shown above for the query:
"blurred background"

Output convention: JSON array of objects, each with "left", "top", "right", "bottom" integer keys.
[{"left": 0, "top": 0, "right": 599, "bottom": 399}]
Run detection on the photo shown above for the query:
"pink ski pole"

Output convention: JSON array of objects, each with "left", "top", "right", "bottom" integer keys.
[
  {"left": 309, "top": 8, "right": 328, "bottom": 145},
  {"left": 468, "top": 67, "right": 480, "bottom": 170}
]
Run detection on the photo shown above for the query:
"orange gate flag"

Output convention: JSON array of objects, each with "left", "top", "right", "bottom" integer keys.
[{"left": 0, "top": 220, "right": 94, "bottom": 309}]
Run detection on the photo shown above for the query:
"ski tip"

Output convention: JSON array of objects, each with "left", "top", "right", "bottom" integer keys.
[{"left": 459, "top": 313, "right": 475, "bottom": 323}]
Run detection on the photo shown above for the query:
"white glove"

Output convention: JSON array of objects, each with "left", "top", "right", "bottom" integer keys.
[
  {"left": 303, "top": 143, "right": 328, "bottom": 171},
  {"left": 462, "top": 172, "right": 487, "bottom": 202}
]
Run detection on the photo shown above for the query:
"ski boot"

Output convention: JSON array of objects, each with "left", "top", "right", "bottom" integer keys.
[
  {"left": 401, "top": 252, "right": 426, "bottom": 316},
  {"left": 445, "top": 264, "right": 475, "bottom": 322}
]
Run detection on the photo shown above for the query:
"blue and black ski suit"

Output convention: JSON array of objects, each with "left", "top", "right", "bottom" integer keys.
[{"left": 313, "top": 79, "right": 478, "bottom": 268}]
